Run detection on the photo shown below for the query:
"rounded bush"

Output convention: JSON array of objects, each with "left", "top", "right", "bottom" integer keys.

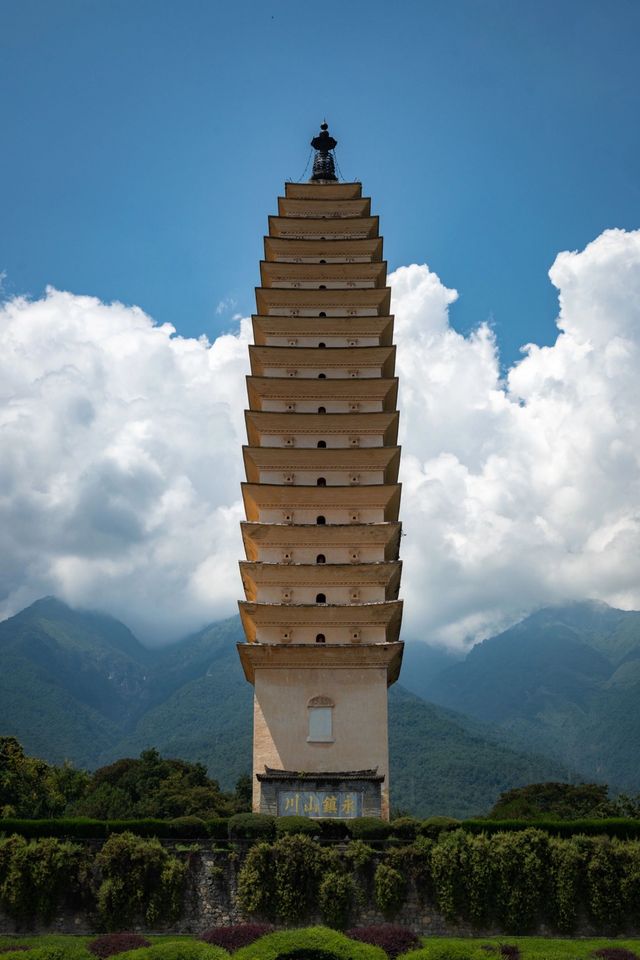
[
  {"left": 349, "top": 818, "right": 392, "bottom": 843},
  {"left": 88, "top": 933, "right": 151, "bottom": 957},
  {"left": 275, "top": 816, "right": 319, "bottom": 838},
  {"left": 228, "top": 813, "right": 276, "bottom": 841},
  {"left": 347, "top": 924, "right": 421, "bottom": 958},
  {"left": 200, "top": 925, "right": 274, "bottom": 950},
  {"left": 168, "top": 817, "right": 207, "bottom": 838},
  {"left": 232, "top": 926, "right": 386, "bottom": 960},
  {"left": 418, "top": 817, "right": 461, "bottom": 839},
  {"left": 389, "top": 819, "right": 420, "bottom": 842},
  {"left": 314, "top": 819, "right": 350, "bottom": 841}
]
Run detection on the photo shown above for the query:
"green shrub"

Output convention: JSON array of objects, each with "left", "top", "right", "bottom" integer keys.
[
  {"left": 237, "top": 842, "right": 275, "bottom": 917},
  {"left": 460, "top": 819, "right": 640, "bottom": 839},
  {"left": 168, "top": 816, "right": 207, "bottom": 838},
  {"left": 116, "top": 944, "right": 228, "bottom": 959},
  {"left": 228, "top": 813, "right": 275, "bottom": 841},
  {"left": 95, "top": 832, "right": 187, "bottom": 928},
  {"left": 418, "top": 817, "right": 461, "bottom": 839},
  {"left": 399, "top": 946, "right": 487, "bottom": 960},
  {"left": 205, "top": 818, "right": 229, "bottom": 841},
  {"left": 374, "top": 862, "right": 406, "bottom": 918},
  {"left": 275, "top": 816, "right": 318, "bottom": 838},
  {"left": 318, "top": 870, "right": 356, "bottom": 929},
  {"left": 430, "top": 830, "right": 471, "bottom": 922},
  {"left": 491, "top": 828, "right": 549, "bottom": 932},
  {"left": 547, "top": 836, "right": 585, "bottom": 932},
  {"left": 273, "top": 834, "right": 326, "bottom": 922},
  {"left": 0, "top": 835, "right": 90, "bottom": 923},
  {"left": 389, "top": 818, "right": 420, "bottom": 841},
  {"left": 233, "top": 926, "right": 386, "bottom": 960},
  {"left": 350, "top": 818, "right": 392, "bottom": 843},
  {"left": 314, "top": 819, "right": 350, "bottom": 841},
  {"left": 586, "top": 836, "right": 628, "bottom": 929},
  {"left": 0, "top": 948, "right": 93, "bottom": 960}
]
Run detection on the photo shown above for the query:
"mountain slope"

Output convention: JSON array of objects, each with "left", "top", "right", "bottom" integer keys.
[
  {"left": 0, "top": 598, "right": 569, "bottom": 815},
  {"left": 420, "top": 601, "right": 640, "bottom": 791}
]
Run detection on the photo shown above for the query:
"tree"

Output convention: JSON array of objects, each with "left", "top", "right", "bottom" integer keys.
[{"left": 487, "top": 781, "right": 614, "bottom": 820}]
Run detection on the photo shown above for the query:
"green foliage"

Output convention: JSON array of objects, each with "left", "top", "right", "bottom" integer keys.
[
  {"left": 0, "top": 737, "right": 72, "bottom": 819},
  {"left": 586, "top": 836, "right": 628, "bottom": 930},
  {"left": 399, "top": 947, "right": 487, "bottom": 960},
  {"left": 419, "top": 817, "right": 461, "bottom": 839},
  {"left": 487, "top": 782, "right": 616, "bottom": 820},
  {"left": 491, "top": 829, "right": 549, "bottom": 931},
  {"left": 389, "top": 818, "right": 420, "bottom": 841},
  {"left": 275, "top": 815, "right": 318, "bottom": 837},
  {"left": 547, "top": 836, "right": 585, "bottom": 932},
  {"left": 74, "top": 748, "right": 234, "bottom": 819},
  {"left": 95, "top": 831, "right": 187, "bottom": 929},
  {"left": 228, "top": 813, "right": 276, "bottom": 841},
  {"left": 236, "top": 842, "right": 275, "bottom": 916},
  {"left": 0, "top": 948, "right": 92, "bottom": 960},
  {"left": 273, "top": 834, "right": 327, "bottom": 922},
  {"left": 460, "top": 819, "right": 640, "bottom": 839},
  {"left": 318, "top": 870, "right": 356, "bottom": 929},
  {"left": 373, "top": 862, "right": 406, "bottom": 918},
  {"left": 232, "top": 926, "right": 386, "bottom": 960},
  {"left": 115, "top": 944, "right": 228, "bottom": 960},
  {"left": 0, "top": 815, "right": 233, "bottom": 840},
  {"left": 0, "top": 834, "right": 90, "bottom": 923},
  {"left": 350, "top": 818, "right": 392, "bottom": 842}
]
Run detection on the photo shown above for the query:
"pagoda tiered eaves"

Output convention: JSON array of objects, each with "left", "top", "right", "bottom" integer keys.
[{"left": 238, "top": 137, "right": 403, "bottom": 818}]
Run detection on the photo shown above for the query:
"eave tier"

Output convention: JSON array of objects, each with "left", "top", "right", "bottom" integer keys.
[
  {"left": 251, "top": 316, "right": 394, "bottom": 346},
  {"left": 264, "top": 237, "right": 383, "bottom": 263},
  {"left": 246, "top": 376, "right": 398, "bottom": 411},
  {"left": 268, "top": 216, "right": 379, "bottom": 240},
  {"left": 255, "top": 287, "right": 391, "bottom": 316},
  {"left": 241, "top": 483, "right": 402, "bottom": 522},
  {"left": 238, "top": 640, "right": 403, "bottom": 686},
  {"left": 259, "top": 261, "right": 387, "bottom": 288},
  {"left": 277, "top": 197, "right": 371, "bottom": 219},
  {"left": 248, "top": 345, "right": 396, "bottom": 377},
  {"left": 244, "top": 411, "right": 399, "bottom": 446},
  {"left": 242, "top": 446, "right": 401, "bottom": 484},
  {"left": 239, "top": 562, "right": 402, "bottom": 600},
  {"left": 284, "top": 182, "right": 362, "bottom": 200},
  {"left": 241, "top": 521, "right": 402, "bottom": 562},
  {"left": 239, "top": 600, "right": 403, "bottom": 644}
]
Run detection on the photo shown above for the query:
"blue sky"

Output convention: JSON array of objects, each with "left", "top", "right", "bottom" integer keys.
[{"left": 1, "top": 0, "right": 639, "bottom": 366}]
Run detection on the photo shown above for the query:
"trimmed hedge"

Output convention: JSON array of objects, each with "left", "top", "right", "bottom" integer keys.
[
  {"left": 233, "top": 926, "right": 386, "bottom": 960},
  {"left": 115, "top": 944, "right": 228, "bottom": 959},
  {"left": 4, "top": 815, "right": 640, "bottom": 842},
  {"left": 460, "top": 819, "right": 640, "bottom": 839},
  {"left": 0, "top": 818, "right": 228, "bottom": 840}
]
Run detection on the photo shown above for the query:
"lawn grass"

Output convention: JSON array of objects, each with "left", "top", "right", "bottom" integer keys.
[{"left": 0, "top": 933, "right": 639, "bottom": 957}]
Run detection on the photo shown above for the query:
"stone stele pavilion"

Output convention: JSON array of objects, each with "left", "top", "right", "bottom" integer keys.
[{"left": 237, "top": 124, "right": 403, "bottom": 820}]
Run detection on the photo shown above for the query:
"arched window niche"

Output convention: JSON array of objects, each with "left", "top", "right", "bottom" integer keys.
[{"left": 307, "top": 696, "right": 334, "bottom": 743}]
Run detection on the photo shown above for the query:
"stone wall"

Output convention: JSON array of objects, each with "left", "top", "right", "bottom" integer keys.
[{"left": 0, "top": 843, "right": 637, "bottom": 938}]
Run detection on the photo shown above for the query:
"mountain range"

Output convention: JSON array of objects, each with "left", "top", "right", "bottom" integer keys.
[{"left": 2, "top": 597, "right": 638, "bottom": 816}]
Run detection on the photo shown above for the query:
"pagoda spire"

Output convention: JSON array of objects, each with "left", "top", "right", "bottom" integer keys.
[{"left": 310, "top": 121, "right": 338, "bottom": 182}]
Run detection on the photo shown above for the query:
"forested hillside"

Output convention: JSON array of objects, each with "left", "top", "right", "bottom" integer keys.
[
  {"left": 0, "top": 597, "right": 571, "bottom": 817},
  {"left": 421, "top": 601, "right": 640, "bottom": 791}
]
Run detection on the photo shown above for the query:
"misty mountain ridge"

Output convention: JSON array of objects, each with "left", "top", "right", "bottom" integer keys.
[{"left": 1, "top": 596, "right": 638, "bottom": 815}]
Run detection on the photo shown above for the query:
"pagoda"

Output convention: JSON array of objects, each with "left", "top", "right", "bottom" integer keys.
[{"left": 237, "top": 124, "right": 403, "bottom": 820}]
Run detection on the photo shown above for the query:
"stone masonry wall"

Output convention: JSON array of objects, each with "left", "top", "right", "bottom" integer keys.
[{"left": 0, "top": 843, "right": 638, "bottom": 938}]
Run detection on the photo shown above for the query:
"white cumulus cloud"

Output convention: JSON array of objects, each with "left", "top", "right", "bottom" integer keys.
[{"left": 1, "top": 228, "right": 640, "bottom": 646}]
